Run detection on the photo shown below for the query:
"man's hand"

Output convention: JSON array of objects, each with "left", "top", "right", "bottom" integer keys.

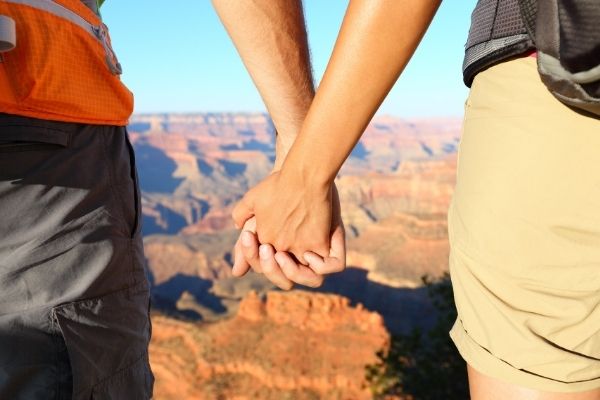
[
  {"left": 231, "top": 182, "right": 346, "bottom": 291},
  {"left": 213, "top": 0, "right": 345, "bottom": 288}
]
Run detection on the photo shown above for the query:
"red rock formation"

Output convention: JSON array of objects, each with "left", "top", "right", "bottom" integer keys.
[
  {"left": 150, "top": 290, "right": 390, "bottom": 400},
  {"left": 134, "top": 113, "right": 459, "bottom": 398},
  {"left": 346, "top": 211, "right": 451, "bottom": 288},
  {"left": 181, "top": 208, "right": 235, "bottom": 234},
  {"left": 129, "top": 113, "right": 460, "bottom": 238},
  {"left": 144, "top": 233, "right": 238, "bottom": 285}
]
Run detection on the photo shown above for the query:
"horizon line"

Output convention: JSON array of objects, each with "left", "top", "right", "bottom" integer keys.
[{"left": 129, "top": 111, "right": 464, "bottom": 120}]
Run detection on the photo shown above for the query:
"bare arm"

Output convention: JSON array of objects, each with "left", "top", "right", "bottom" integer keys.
[
  {"left": 213, "top": 0, "right": 346, "bottom": 290},
  {"left": 281, "top": 0, "right": 442, "bottom": 185},
  {"left": 212, "top": 0, "right": 314, "bottom": 169},
  {"left": 232, "top": 0, "right": 442, "bottom": 266}
]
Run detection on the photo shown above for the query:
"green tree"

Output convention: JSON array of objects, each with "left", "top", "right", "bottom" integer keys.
[{"left": 365, "top": 271, "right": 469, "bottom": 400}]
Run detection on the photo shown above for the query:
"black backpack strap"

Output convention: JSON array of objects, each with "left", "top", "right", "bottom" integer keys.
[{"left": 518, "top": 0, "right": 600, "bottom": 116}]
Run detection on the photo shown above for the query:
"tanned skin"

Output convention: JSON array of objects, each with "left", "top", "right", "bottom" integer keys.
[
  {"left": 229, "top": 0, "right": 442, "bottom": 272},
  {"left": 212, "top": 0, "right": 345, "bottom": 291},
  {"left": 213, "top": 1, "right": 600, "bottom": 398}
]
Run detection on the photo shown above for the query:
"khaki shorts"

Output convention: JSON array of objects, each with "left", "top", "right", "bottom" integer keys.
[{"left": 448, "top": 55, "right": 600, "bottom": 393}]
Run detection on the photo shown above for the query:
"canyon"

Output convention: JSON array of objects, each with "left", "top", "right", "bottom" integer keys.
[
  {"left": 128, "top": 113, "right": 461, "bottom": 398},
  {"left": 150, "top": 290, "right": 390, "bottom": 400}
]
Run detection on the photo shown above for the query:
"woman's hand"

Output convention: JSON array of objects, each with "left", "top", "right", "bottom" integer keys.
[
  {"left": 232, "top": 167, "right": 332, "bottom": 266},
  {"left": 231, "top": 182, "right": 346, "bottom": 291}
]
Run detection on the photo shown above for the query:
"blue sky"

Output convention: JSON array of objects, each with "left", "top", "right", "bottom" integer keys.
[{"left": 102, "top": 1, "right": 476, "bottom": 118}]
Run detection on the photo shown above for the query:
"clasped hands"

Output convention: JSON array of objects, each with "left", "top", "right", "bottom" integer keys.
[{"left": 230, "top": 166, "right": 346, "bottom": 290}]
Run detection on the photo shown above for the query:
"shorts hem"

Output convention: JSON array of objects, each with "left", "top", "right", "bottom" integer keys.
[{"left": 449, "top": 318, "right": 600, "bottom": 393}]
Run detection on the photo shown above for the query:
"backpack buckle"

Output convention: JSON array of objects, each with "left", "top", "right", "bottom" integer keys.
[
  {"left": 0, "top": 15, "right": 16, "bottom": 53},
  {"left": 92, "top": 23, "right": 123, "bottom": 75}
]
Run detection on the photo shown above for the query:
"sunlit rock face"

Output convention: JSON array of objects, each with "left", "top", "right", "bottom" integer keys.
[
  {"left": 131, "top": 113, "right": 461, "bottom": 398},
  {"left": 133, "top": 113, "right": 459, "bottom": 330},
  {"left": 150, "top": 289, "right": 390, "bottom": 400}
]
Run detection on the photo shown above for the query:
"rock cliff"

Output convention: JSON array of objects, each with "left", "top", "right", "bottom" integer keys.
[{"left": 150, "top": 290, "right": 390, "bottom": 400}]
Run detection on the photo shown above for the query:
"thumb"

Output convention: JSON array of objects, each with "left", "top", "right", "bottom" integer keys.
[{"left": 232, "top": 193, "right": 255, "bottom": 229}]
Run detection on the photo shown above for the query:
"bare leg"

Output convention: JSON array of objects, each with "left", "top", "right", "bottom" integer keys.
[{"left": 467, "top": 364, "right": 600, "bottom": 400}]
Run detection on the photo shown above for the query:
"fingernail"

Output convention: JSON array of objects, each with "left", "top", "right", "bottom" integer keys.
[
  {"left": 259, "top": 245, "right": 269, "bottom": 259},
  {"left": 242, "top": 231, "right": 252, "bottom": 246}
]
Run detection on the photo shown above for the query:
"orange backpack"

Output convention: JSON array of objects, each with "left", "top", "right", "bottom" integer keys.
[{"left": 0, "top": 0, "right": 133, "bottom": 126}]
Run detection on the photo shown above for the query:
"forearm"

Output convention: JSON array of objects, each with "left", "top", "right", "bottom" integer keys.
[
  {"left": 281, "top": 0, "right": 441, "bottom": 185},
  {"left": 211, "top": 0, "right": 314, "bottom": 167}
]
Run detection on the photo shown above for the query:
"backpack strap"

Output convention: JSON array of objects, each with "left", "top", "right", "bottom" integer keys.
[
  {"left": 517, "top": 0, "right": 537, "bottom": 40},
  {"left": 518, "top": 0, "right": 600, "bottom": 116},
  {"left": 80, "top": 0, "right": 101, "bottom": 17}
]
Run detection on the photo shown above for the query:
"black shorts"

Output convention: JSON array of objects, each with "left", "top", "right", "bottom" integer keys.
[{"left": 0, "top": 113, "right": 154, "bottom": 399}]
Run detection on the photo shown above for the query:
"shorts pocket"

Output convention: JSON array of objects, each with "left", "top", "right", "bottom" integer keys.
[
  {"left": 92, "top": 352, "right": 153, "bottom": 400},
  {"left": 51, "top": 283, "right": 154, "bottom": 400},
  {"left": 0, "top": 123, "right": 70, "bottom": 153},
  {"left": 102, "top": 128, "right": 142, "bottom": 240},
  {"left": 124, "top": 130, "right": 142, "bottom": 238}
]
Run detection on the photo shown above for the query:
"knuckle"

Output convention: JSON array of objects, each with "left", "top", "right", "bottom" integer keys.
[
  {"left": 310, "top": 274, "right": 325, "bottom": 287},
  {"left": 311, "top": 279, "right": 324, "bottom": 288}
]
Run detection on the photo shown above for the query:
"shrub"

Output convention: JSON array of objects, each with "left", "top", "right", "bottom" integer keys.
[{"left": 365, "top": 271, "right": 469, "bottom": 400}]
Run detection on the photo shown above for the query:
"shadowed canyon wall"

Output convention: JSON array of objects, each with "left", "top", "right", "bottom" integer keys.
[{"left": 128, "top": 113, "right": 461, "bottom": 399}]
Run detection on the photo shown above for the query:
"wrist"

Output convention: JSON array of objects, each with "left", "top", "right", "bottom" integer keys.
[
  {"left": 272, "top": 130, "right": 296, "bottom": 172},
  {"left": 279, "top": 137, "right": 335, "bottom": 191}
]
